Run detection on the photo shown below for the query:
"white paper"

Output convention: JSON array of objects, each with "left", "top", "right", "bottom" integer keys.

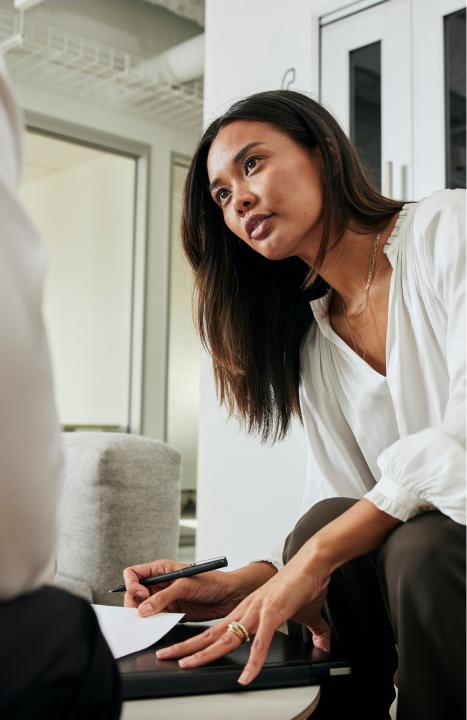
[{"left": 92, "top": 605, "right": 184, "bottom": 659}]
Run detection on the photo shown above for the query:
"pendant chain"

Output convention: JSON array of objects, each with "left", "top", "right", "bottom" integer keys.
[{"left": 337, "top": 231, "right": 381, "bottom": 361}]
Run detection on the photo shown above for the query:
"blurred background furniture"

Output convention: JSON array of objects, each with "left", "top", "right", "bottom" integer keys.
[{"left": 54, "top": 432, "right": 181, "bottom": 605}]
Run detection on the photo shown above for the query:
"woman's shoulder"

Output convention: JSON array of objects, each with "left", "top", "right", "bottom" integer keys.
[
  {"left": 410, "top": 188, "right": 465, "bottom": 241},
  {"left": 405, "top": 188, "right": 465, "bottom": 274}
]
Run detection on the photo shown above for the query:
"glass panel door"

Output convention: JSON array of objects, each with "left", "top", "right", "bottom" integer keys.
[
  {"left": 321, "top": 0, "right": 411, "bottom": 200},
  {"left": 444, "top": 7, "right": 466, "bottom": 189},
  {"left": 349, "top": 41, "right": 382, "bottom": 189},
  {"left": 412, "top": 0, "right": 466, "bottom": 197},
  {"left": 20, "top": 130, "right": 136, "bottom": 431}
]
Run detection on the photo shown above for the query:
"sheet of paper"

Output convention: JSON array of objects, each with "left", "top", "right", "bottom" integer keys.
[{"left": 92, "top": 605, "right": 184, "bottom": 659}]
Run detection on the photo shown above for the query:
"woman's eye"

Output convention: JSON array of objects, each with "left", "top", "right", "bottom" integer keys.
[
  {"left": 244, "top": 157, "right": 258, "bottom": 174},
  {"left": 216, "top": 188, "right": 230, "bottom": 203}
]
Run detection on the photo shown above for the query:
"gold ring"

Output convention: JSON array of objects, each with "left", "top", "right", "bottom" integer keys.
[{"left": 227, "top": 621, "right": 251, "bottom": 644}]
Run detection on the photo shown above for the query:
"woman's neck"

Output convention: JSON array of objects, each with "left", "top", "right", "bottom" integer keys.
[{"left": 300, "top": 212, "right": 400, "bottom": 308}]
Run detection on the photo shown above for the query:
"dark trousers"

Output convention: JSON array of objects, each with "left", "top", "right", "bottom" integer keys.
[
  {"left": 0, "top": 585, "right": 122, "bottom": 719},
  {"left": 283, "top": 498, "right": 466, "bottom": 720}
]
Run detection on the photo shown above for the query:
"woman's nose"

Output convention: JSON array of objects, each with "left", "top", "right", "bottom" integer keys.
[{"left": 233, "top": 188, "right": 256, "bottom": 214}]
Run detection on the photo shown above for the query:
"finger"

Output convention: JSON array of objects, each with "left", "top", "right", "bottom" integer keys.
[
  {"left": 124, "top": 561, "right": 185, "bottom": 601},
  {"left": 122, "top": 567, "right": 151, "bottom": 603},
  {"left": 138, "top": 578, "right": 189, "bottom": 617},
  {"left": 238, "top": 616, "right": 275, "bottom": 685},
  {"left": 177, "top": 625, "right": 243, "bottom": 668},
  {"left": 124, "top": 591, "right": 139, "bottom": 609},
  {"left": 306, "top": 619, "right": 332, "bottom": 653},
  {"left": 124, "top": 560, "right": 185, "bottom": 585},
  {"left": 159, "top": 597, "right": 256, "bottom": 659},
  {"left": 156, "top": 624, "right": 225, "bottom": 660}
]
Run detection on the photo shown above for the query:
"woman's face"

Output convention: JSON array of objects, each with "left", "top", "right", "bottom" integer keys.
[{"left": 206, "top": 120, "right": 324, "bottom": 262}]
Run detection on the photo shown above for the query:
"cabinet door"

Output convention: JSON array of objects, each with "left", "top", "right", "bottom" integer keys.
[
  {"left": 413, "top": 0, "right": 466, "bottom": 196},
  {"left": 321, "top": 0, "right": 412, "bottom": 201}
]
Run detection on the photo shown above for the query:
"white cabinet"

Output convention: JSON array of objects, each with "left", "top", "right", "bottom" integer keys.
[
  {"left": 412, "top": 0, "right": 466, "bottom": 195},
  {"left": 320, "top": 0, "right": 466, "bottom": 200}
]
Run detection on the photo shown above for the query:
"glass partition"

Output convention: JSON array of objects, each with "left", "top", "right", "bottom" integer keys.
[
  {"left": 349, "top": 41, "right": 382, "bottom": 190},
  {"left": 444, "top": 8, "right": 466, "bottom": 189},
  {"left": 21, "top": 130, "right": 136, "bottom": 431}
]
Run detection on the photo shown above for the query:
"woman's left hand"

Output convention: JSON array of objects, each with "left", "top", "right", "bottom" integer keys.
[{"left": 154, "top": 549, "right": 331, "bottom": 685}]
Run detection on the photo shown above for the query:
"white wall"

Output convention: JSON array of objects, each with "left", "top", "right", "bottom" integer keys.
[
  {"left": 197, "top": 0, "right": 343, "bottom": 568},
  {"left": 203, "top": 0, "right": 319, "bottom": 124}
]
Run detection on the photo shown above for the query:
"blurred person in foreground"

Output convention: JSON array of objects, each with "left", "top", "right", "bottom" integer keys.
[{"left": 0, "top": 57, "right": 121, "bottom": 718}]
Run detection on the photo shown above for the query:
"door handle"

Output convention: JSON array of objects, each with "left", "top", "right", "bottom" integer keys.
[
  {"left": 400, "top": 164, "right": 409, "bottom": 201},
  {"left": 383, "top": 160, "right": 393, "bottom": 198}
]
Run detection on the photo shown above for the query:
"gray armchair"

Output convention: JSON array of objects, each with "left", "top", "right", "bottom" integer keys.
[{"left": 54, "top": 432, "right": 181, "bottom": 605}]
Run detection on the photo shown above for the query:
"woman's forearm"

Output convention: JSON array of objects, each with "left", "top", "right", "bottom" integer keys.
[
  {"left": 300, "top": 499, "right": 402, "bottom": 576},
  {"left": 225, "top": 501, "right": 400, "bottom": 604}
]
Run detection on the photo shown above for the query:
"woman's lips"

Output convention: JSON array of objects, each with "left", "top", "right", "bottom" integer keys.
[{"left": 249, "top": 215, "right": 274, "bottom": 240}]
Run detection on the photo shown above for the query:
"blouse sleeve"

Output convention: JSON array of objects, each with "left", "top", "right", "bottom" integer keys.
[{"left": 364, "top": 189, "right": 466, "bottom": 525}]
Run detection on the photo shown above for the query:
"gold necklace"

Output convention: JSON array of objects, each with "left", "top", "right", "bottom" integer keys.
[
  {"left": 340, "top": 294, "right": 370, "bottom": 360},
  {"left": 337, "top": 231, "right": 380, "bottom": 361}
]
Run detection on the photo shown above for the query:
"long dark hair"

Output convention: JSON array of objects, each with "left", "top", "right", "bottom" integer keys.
[{"left": 181, "top": 90, "right": 404, "bottom": 442}]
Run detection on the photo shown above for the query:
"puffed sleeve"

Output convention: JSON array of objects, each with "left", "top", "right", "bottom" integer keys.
[{"left": 364, "top": 190, "right": 466, "bottom": 525}]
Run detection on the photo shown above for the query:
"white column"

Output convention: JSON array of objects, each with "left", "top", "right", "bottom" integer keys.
[{"left": 196, "top": 0, "right": 321, "bottom": 568}]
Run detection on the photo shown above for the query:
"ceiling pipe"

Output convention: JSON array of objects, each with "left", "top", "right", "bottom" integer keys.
[
  {"left": 138, "top": 32, "right": 204, "bottom": 85},
  {"left": 14, "top": 0, "right": 44, "bottom": 8}
]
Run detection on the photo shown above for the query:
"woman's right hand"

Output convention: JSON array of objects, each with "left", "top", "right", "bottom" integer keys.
[{"left": 123, "top": 559, "right": 246, "bottom": 621}]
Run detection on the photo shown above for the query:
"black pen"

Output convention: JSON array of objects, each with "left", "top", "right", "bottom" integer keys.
[{"left": 108, "top": 556, "right": 228, "bottom": 593}]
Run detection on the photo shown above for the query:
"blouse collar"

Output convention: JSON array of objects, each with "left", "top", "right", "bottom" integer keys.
[{"left": 309, "top": 202, "right": 413, "bottom": 324}]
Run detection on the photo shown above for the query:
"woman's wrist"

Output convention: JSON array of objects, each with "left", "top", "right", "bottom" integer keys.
[
  {"left": 288, "top": 536, "right": 335, "bottom": 585},
  {"left": 299, "top": 499, "right": 402, "bottom": 577},
  {"left": 226, "top": 561, "right": 278, "bottom": 602}
]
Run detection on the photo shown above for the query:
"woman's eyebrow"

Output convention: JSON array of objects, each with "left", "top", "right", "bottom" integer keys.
[{"left": 208, "top": 141, "right": 266, "bottom": 194}]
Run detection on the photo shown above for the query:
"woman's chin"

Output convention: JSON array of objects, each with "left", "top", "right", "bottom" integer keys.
[{"left": 255, "top": 244, "right": 292, "bottom": 262}]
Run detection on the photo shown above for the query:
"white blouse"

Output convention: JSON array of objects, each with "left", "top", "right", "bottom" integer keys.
[{"left": 298, "top": 189, "right": 466, "bottom": 533}]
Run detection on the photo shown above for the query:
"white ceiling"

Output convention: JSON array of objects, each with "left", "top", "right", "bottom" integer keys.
[
  {"left": 139, "top": 0, "right": 204, "bottom": 27},
  {"left": 23, "top": 132, "right": 105, "bottom": 184}
]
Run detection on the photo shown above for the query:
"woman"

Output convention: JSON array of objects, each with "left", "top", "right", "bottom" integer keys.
[{"left": 124, "top": 90, "right": 466, "bottom": 719}]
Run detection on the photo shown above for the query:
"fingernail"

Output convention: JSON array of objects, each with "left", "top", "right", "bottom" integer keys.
[
  {"left": 156, "top": 648, "right": 169, "bottom": 658},
  {"left": 178, "top": 658, "right": 193, "bottom": 668},
  {"left": 138, "top": 603, "right": 153, "bottom": 617},
  {"left": 238, "top": 670, "right": 251, "bottom": 685}
]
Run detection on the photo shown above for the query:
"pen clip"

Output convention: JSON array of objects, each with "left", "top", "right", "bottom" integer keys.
[{"left": 191, "top": 556, "right": 225, "bottom": 567}]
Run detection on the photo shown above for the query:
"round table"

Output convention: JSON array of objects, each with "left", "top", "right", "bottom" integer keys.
[{"left": 122, "top": 685, "right": 320, "bottom": 720}]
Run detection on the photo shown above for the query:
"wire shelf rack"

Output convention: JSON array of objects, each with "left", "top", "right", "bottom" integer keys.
[{"left": 0, "top": 8, "right": 203, "bottom": 130}]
